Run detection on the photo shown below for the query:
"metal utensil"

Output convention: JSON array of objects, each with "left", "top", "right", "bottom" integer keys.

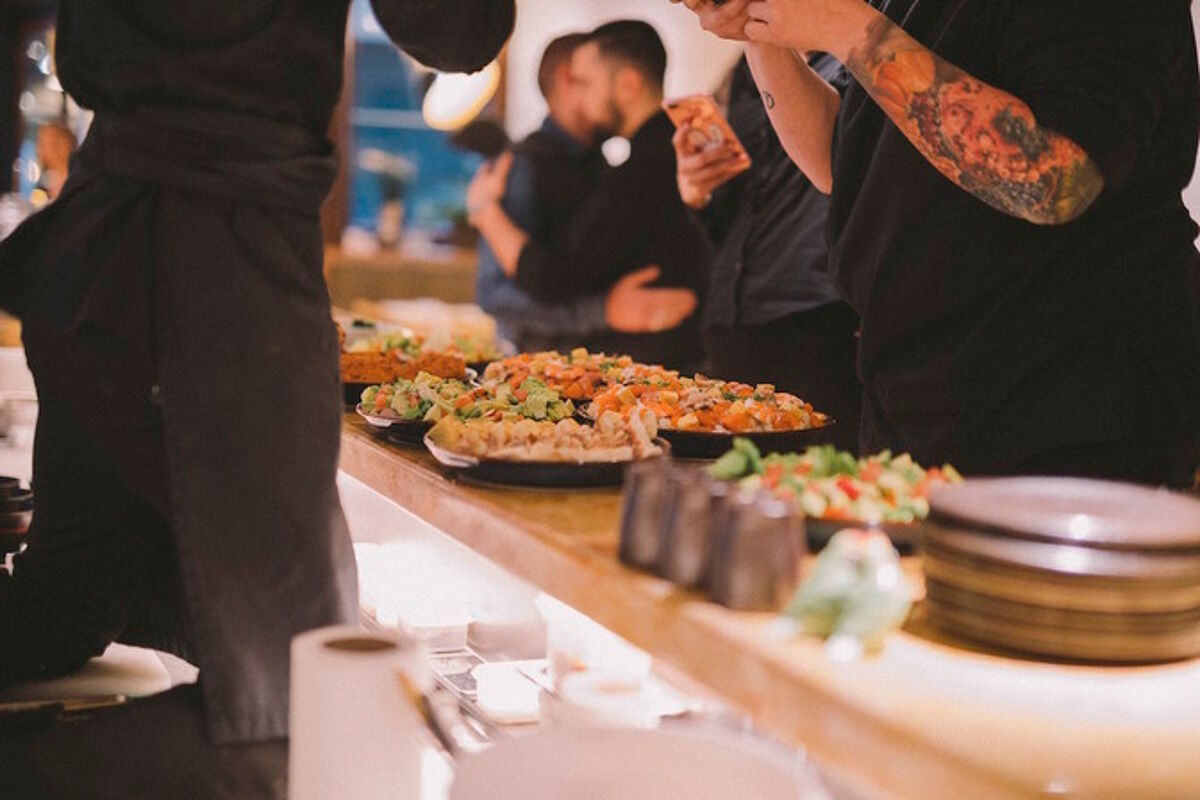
[{"left": 397, "top": 671, "right": 462, "bottom": 757}]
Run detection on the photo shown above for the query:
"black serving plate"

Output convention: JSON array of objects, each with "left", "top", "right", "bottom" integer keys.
[
  {"left": 354, "top": 405, "right": 434, "bottom": 445},
  {"left": 804, "top": 517, "right": 920, "bottom": 554},
  {"left": 424, "top": 434, "right": 671, "bottom": 489},
  {"left": 577, "top": 405, "right": 837, "bottom": 460},
  {"left": 387, "top": 423, "right": 435, "bottom": 446},
  {"left": 658, "top": 423, "right": 838, "bottom": 461},
  {"left": 344, "top": 382, "right": 372, "bottom": 407}
]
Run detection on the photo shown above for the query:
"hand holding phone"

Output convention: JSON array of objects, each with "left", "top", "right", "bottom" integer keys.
[
  {"left": 669, "top": 0, "right": 752, "bottom": 42},
  {"left": 664, "top": 94, "right": 749, "bottom": 159},
  {"left": 664, "top": 94, "right": 752, "bottom": 208}
]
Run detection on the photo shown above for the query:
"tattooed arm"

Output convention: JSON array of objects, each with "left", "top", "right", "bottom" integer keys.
[
  {"left": 744, "top": 0, "right": 1105, "bottom": 225},
  {"left": 843, "top": 15, "right": 1104, "bottom": 224}
]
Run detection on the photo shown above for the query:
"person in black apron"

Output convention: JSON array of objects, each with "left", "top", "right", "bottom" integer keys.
[
  {"left": 673, "top": 0, "right": 1200, "bottom": 487},
  {"left": 0, "top": 2, "right": 514, "bottom": 795}
]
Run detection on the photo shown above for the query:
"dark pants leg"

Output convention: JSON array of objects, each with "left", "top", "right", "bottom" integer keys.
[
  {"left": 0, "top": 317, "right": 184, "bottom": 685},
  {"left": 706, "top": 303, "right": 862, "bottom": 453},
  {"left": 0, "top": 684, "right": 287, "bottom": 800},
  {"left": 1, "top": 321, "right": 285, "bottom": 795}
]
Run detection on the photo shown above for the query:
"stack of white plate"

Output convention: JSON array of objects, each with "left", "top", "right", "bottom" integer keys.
[{"left": 922, "top": 477, "right": 1200, "bottom": 663}]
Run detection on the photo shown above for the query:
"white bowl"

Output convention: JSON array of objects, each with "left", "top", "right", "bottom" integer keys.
[{"left": 450, "top": 725, "right": 830, "bottom": 800}]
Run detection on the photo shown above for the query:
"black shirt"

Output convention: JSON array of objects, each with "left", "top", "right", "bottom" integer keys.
[
  {"left": 829, "top": 0, "right": 1200, "bottom": 479},
  {"left": 518, "top": 123, "right": 608, "bottom": 250},
  {"left": 703, "top": 55, "right": 846, "bottom": 329},
  {"left": 55, "top": 0, "right": 514, "bottom": 136},
  {"left": 476, "top": 118, "right": 608, "bottom": 351},
  {"left": 515, "top": 111, "right": 712, "bottom": 370}
]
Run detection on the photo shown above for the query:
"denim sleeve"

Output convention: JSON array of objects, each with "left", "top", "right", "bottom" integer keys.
[
  {"left": 477, "top": 251, "right": 608, "bottom": 338},
  {"left": 475, "top": 152, "right": 538, "bottom": 323},
  {"left": 514, "top": 292, "right": 608, "bottom": 338}
]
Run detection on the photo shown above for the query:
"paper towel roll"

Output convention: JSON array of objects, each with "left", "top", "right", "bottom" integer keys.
[{"left": 289, "top": 625, "right": 432, "bottom": 800}]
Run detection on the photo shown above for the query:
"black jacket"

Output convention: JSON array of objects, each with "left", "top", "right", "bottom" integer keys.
[{"left": 515, "top": 112, "right": 712, "bottom": 370}]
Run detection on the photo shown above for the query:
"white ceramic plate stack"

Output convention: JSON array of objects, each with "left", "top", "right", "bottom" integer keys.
[{"left": 922, "top": 477, "right": 1200, "bottom": 663}]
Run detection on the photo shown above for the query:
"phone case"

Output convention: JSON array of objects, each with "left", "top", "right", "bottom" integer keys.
[{"left": 662, "top": 94, "right": 749, "bottom": 161}]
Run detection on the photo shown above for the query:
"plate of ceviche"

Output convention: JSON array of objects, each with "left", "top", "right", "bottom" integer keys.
[{"left": 708, "top": 438, "right": 963, "bottom": 551}]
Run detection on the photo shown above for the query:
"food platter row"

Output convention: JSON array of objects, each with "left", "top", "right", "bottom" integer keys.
[
  {"left": 350, "top": 347, "right": 837, "bottom": 452},
  {"left": 347, "top": 347, "right": 961, "bottom": 541}
]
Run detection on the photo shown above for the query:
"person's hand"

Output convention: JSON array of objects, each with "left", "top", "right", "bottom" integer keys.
[
  {"left": 673, "top": 126, "right": 751, "bottom": 209},
  {"left": 744, "top": 0, "right": 875, "bottom": 59},
  {"left": 605, "top": 267, "right": 698, "bottom": 333},
  {"left": 466, "top": 151, "right": 513, "bottom": 225},
  {"left": 669, "top": 0, "right": 753, "bottom": 41}
]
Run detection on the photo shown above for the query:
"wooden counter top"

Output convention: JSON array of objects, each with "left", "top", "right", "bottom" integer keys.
[{"left": 340, "top": 417, "right": 1200, "bottom": 800}]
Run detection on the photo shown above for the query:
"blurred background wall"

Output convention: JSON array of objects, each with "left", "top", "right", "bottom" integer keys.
[{"left": 504, "top": 0, "right": 743, "bottom": 140}]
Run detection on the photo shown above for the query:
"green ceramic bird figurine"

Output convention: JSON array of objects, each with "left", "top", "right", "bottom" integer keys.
[{"left": 784, "top": 528, "right": 914, "bottom": 653}]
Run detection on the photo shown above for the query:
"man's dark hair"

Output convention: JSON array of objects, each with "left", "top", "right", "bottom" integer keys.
[
  {"left": 537, "top": 33, "right": 588, "bottom": 100},
  {"left": 586, "top": 20, "right": 667, "bottom": 92}
]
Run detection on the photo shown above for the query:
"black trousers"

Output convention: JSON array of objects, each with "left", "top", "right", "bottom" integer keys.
[
  {"left": 705, "top": 302, "right": 862, "bottom": 453},
  {"left": 0, "top": 316, "right": 286, "bottom": 797},
  {"left": 1, "top": 303, "right": 183, "bottom": 685}
]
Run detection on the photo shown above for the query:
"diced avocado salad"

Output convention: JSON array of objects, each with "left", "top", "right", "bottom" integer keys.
[
  {"left": 360, "top": 372, "right": 473, "bottom": 422},
  {"left": 709, "top": 438, "right": 962, "bottom": 524},
  {"left": 452, "top": 378, "right": 575, "bottom": 422},
  {"left": 361, "top": 375, "right": 573, "bottom": 424}
]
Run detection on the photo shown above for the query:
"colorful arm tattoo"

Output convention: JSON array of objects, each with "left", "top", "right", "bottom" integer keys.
[{"left": 845, "top": 15, "right": 1104, "bottom": 225}]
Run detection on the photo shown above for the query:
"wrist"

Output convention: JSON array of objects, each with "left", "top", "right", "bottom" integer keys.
[
  {"left": 603, "top": 287, "right": 622, "bottom": 328},
  {"left": 683, "top": 189, "right": 712, "bottom": 210},
  {"left": 580, "top": 295, "right": 609, "bottom": 334},
  {"left": 468, "top": 198, "right": 500, "bottom": 227},
  {"left": 744, "top": 39, "right": 788, "bottom": 68},
  {"left": 829, "top": 2, "right": 883, "bottom": 64}
]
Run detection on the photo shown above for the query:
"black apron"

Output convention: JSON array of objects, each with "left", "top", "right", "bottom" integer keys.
[{"left": 0, "top": 107, "right": 357, "bottom": 743}]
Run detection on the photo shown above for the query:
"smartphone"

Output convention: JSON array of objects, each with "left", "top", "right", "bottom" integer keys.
[{"left": 662, "top": 94, "right": 750, "bottom": 164}]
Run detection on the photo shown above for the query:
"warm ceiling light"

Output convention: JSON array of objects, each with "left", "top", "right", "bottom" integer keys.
[{"left": 421, "top": 61, "right": 501, "bottom": 132}]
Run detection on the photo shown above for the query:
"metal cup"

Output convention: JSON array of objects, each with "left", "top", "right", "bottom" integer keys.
[
  {"left": 658, "top": 468, "right": 730, "bottom": 588},
  {"left": 618, "top": 457, "right": 671, "bottom": 569},
  {"left": 707, "top": 490, "right": 806, "bottom": 611}
]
